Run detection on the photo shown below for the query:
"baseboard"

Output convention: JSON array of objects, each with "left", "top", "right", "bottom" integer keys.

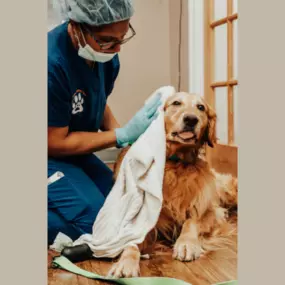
[{"left": 95, "top": 147, "right": 121, "bottom": 163}]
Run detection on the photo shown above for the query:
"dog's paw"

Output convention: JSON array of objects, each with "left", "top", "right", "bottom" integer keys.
[
  {"left": 108, "top": 258, "right": 140, "bottom": 278},
  {"left": 173, "top": 237, "right": 203, "bottom": 262}
]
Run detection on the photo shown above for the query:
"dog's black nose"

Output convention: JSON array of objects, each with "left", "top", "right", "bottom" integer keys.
[{"left": 183, "top": 115, "right": 198, "bottom": 128}]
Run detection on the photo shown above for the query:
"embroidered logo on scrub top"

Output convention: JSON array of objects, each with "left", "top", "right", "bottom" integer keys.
[{"left": 72, "top": 89, "right": 86, "bottom": 115}]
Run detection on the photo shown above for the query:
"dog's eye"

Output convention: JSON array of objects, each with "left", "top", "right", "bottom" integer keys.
[
  {"left": 172, "top": 101, "right": 181, "bottom": 106},
  {"left": 197, "top": 104, "right": 205, "bottom": 111}
]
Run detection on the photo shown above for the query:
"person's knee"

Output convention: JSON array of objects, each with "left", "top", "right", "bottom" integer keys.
[
  {"left": 71, "top": 198, "right": 105, "bottom": 234},
  {"left": 48, "top": 210, "right": 81, "bottom": 244},
  {"left": 78, "top": 154, "right": 114, "bottom": 198},
  {"left": 48, "top": 159, "right": 106, "bottom": 236}
]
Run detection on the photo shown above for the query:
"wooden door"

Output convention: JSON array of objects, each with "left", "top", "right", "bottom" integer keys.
[{"left": 204, "top": 0, "right": 238, "bottom": 177}]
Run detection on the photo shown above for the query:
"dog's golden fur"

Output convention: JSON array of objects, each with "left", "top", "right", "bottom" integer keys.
[{"left": 109, "top": 92, "right": 238, "bottom": 278}]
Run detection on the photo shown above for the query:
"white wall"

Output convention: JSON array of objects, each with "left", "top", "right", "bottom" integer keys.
[
  {"left": 108, "top": 0, "right": 171, "bottom": 125},
  {"left": 188, "top": 0, "right": 204, "bottom": 96}
]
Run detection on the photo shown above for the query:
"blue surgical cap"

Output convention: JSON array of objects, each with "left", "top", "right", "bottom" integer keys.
[{"left": 53, "top": 0, "right": 134, "bottom": 26}]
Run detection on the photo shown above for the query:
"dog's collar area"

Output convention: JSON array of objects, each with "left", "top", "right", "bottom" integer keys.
[
  {"left": 167, "top": 149, "right": 204, "bottom": 165},
  {"left": 167, "top": 154, "right": 180, "bottom": 162},
  {"left": 167, "top": 154, "right": 191, "bottom": 165}
]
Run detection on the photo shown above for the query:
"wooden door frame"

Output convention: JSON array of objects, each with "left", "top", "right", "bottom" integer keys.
[{"left": 204, "top": 0, "right": 238, "bottom": 177}]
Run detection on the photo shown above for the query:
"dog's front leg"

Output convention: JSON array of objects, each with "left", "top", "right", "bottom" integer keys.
[
  {"left": 108, "top": 245, "right": 141, "bottom": 278},
  {"left": 173, "top": 219, "right": 203, "bottom": 262}
]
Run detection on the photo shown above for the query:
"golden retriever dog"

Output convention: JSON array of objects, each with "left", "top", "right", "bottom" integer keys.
[{"left": 108, "top": 92, "right": 238, "bottom": 278}]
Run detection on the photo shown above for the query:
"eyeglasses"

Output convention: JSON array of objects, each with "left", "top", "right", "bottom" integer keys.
[{"left": 81, "top": 23, "right": 136, "bottom": 51}]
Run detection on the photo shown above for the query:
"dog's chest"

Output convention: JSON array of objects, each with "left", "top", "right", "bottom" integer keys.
[{"left": 159, "top": 162, "right": 200, "bottom": 224}]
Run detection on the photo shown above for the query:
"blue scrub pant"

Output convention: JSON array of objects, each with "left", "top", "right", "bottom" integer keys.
[{"left": 48, "top": 154, "right": 113, "bottom": 245}]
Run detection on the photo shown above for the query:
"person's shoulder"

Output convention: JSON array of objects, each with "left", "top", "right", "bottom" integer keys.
[
  {"left": 48, "top": 21, "right": 68, "bottom": 41},
  {"left": 48, "top": 22, "right": 69, "bottom": 67},
  {"left": 48, "top": 52, "right": 64, "bottom": 77}
]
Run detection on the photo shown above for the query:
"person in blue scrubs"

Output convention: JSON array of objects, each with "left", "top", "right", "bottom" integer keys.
[{"left": 48, "top": 0, "right": 161, "bottom": 245}]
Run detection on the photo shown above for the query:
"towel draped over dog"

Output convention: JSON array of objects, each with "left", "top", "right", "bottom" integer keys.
[{"left": 51, "top": 86, "right": 176, "bottom": 258}]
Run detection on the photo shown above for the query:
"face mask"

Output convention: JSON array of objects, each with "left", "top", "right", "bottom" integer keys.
[{"left": 74, "top": 26, "right": 117, "bottom": 63}]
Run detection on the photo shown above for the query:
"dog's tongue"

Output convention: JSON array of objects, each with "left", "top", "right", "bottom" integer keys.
[{"left": 179, "top": 132, "right": 195, "bottom": 140}]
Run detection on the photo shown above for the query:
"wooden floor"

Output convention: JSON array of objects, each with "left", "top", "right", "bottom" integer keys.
[{"left": 48, "top": 234, "right": 237, "bottom": 285}]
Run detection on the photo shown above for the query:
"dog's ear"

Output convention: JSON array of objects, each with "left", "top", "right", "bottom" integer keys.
[{"left": 203, "top": 104, "right": 217, "bottom": 148}]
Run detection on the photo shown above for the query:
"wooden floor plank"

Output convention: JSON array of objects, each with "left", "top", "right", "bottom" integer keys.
[
  {"left": 77, "top": 260, "right": 100, "bottom": 285},
  {"left": 149, "top": 250, "right": 211, "bottom": 285},
  {"left": 140, "top": 254, "right": 165, "bottom": 277},
  {"left": 91, "top": 258, "right": 116, "bottom": 285},
  {"left": 49, "top": 269, "right": 79, "bottom": 285}
]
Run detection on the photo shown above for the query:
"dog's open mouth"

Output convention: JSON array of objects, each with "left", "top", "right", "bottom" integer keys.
[{"left": 172, "top": 131, "right": 196, "bottom": 142}]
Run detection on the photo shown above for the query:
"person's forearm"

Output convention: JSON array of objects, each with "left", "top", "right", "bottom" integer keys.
[
  {"left": 101, "top": 104, "right": 121, "bottom": 131},
  {"left": 48, "top": 130, "right": 117, "bottom": 157}
]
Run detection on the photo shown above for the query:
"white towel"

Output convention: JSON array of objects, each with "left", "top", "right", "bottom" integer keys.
[{"left": 50, "top": 86, "right": 176, "bottom": 258}]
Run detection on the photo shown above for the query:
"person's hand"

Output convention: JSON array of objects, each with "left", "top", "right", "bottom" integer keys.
[{"left": 115, "top": 94, "right": 162, "bottom": 147}]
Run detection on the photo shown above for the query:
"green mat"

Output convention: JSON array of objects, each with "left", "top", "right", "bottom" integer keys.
[{"left": 52, "top": 256, "right": 237, "bottom": 285}]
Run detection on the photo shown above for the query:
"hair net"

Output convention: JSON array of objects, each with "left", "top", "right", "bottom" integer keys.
[{"left": 53, "top": 0, "right": 134, "bottom": 26}]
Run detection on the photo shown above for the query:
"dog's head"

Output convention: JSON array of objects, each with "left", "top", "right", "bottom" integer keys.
[{"left": 164, "top": 92, "right": 217, "bottom": 150}]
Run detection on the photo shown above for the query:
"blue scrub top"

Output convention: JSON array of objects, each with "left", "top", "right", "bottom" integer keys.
[{"left": 48, "top": 22, "right": 120, "bottom": 133}]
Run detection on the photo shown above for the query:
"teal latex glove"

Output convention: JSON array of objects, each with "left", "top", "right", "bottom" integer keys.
[{"left": 115, "top": 94, "right": 162, "bottom": 147}]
